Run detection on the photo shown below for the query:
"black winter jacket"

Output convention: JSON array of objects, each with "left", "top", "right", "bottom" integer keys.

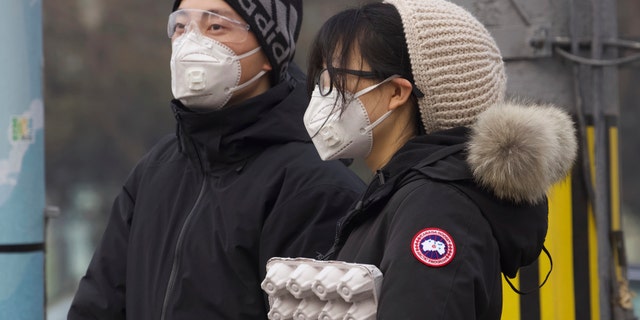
[
  {"left": 68, "top": 70, "right": 365, "bottom": 320},
  {"left": 329, "top": 99, "right": 577, "bottom": 320}
]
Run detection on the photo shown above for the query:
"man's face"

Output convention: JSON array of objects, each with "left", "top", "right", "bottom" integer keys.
[{"left": 173, "top": 0, "right": 272, "bottom": 104}]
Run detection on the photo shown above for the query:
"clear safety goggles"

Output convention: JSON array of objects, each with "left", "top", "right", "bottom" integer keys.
[{"left": 167, "top": 8, "right": 250, "bottom": 43}]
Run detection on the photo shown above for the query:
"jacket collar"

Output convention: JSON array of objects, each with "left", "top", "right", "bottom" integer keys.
[
  {"left": 172, "top": 74, "right": 310, "bottom": 167},
  {"left": 384, "top": 127, "right": 470, "bottom": 178},
  {"left": 360, "top": 127, "right": 472, "bottom": 206}
]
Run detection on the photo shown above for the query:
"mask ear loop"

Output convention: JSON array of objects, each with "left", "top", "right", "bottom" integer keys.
[
  {"left": 361, "top": 109, "right": 394, "bottom": 134},
  {"left": 355, "top": 74, "right": 402, "bottom": 134},
  {"left": 228, "top": 70, "right": 267, "bottom": 94},
  {"left": 227, "top": 46, "right": 267, "bottom": 94},
  {"left": 504, "top": 245, "right": 553, "bottom": 295},
  {"left": 234, "top": 46, "right": 262, "bottom": 60},
  {"left": 353, "top": 74, "right": 401, "bottom": 99}
]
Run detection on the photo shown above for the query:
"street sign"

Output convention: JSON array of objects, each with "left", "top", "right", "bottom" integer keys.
[{"left": 0, "top": 1, "right": 45, "bottom": 319}]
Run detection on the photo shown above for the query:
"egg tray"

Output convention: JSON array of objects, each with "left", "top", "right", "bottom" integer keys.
[{"left": 261, "top": 257, "right": 383, "bottom": 320}]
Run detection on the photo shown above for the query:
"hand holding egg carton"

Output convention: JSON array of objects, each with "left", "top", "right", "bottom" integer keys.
[{"left": 261, "top": 257, "right": 383, "bottom": 320}]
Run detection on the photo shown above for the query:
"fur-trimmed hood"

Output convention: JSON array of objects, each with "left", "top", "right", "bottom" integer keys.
[
  {"left": 467, "top": 101, "right": 577, "bottom": 204},
  {"left": 359, "top": 101, "right": 577, "bottom": 276}
]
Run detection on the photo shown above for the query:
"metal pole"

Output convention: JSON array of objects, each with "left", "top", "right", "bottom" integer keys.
[
  {"left": 0, "top": 1, "right": 45, "bottom": 319},
  {"left": 590, "top": 0, "right": 614, "bottom": 318}
]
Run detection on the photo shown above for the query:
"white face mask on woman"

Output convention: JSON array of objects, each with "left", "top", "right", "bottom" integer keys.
[
  {"left": 170, "top": 28, "right": 266, "bottom": 110},
  {"left": 303, "top": 75, "right": 399, "bottom": 161}
]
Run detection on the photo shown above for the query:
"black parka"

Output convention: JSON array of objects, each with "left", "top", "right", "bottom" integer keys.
[
  {"left": 329, "top": 127, "right": 550, "bottom": 320},
  {"left": 68, "top": 69, "right": 365, "bottom": 320}
]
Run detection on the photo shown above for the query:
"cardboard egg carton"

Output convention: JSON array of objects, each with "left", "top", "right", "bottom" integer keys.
[{"left": 261, "top": 257, "right": 383, "bottom": 320}]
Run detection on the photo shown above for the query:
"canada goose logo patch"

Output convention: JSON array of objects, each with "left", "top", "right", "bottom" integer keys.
[{"left": 412, "top": 228, "right": 456, "bottom": 267}]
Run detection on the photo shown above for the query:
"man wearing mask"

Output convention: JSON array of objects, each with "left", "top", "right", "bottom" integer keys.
[{"left": 67, "top": 0, "right": 365, "bottom": 319}]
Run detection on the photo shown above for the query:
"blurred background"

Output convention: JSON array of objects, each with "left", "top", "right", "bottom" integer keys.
[{"left": 4, "top": 0, "right": 639, "bottom": 318}]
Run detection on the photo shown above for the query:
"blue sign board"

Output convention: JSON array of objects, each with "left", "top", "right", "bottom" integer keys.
[{"left": 0, "top": 0, "right": 45, "bottom": 319}]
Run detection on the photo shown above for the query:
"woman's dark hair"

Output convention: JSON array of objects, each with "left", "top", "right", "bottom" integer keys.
[{"left": 306, "top": 2, "right": 423, "bottom": 132}]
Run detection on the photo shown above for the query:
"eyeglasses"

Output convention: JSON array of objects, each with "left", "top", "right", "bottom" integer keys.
[
  {"left": 315, "top": 67, "right": 380, "bottom": 96},
  {"left": 168, "top": 9, "right": 250, "bottom": 43}
]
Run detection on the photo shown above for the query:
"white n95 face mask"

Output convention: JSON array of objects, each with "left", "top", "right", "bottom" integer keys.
[
  {"left": 170, "top": 27, "right": 266, "bottom": 110},
  {"left": 303, "top": 76, "right": 398, "bottom": 161}
]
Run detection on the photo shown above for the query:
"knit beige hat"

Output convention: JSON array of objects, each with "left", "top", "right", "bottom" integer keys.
[{"left": 384, "top": 0, "right": 506, "bottom": 133}]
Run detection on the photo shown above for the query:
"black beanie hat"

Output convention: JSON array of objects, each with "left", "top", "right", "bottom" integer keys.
[{"left": 172, "top": 0, "right": 303, "bottom": 85}]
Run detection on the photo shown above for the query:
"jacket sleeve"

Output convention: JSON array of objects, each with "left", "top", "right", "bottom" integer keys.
[
  {"left": 67, "top": 187, "right": 134, "bottom": 320},
  {"left": 376, "top": 181, "right": 501, "bottom": 320},
  {"left": 258, "top": 183, "right": 361, "bottom": 278}
]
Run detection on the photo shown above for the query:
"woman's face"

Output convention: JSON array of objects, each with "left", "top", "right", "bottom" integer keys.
[
  {"left": 330, "top": 46, "right": 393, "bottom": 128},
  {"left": 321, "top": 43, "right": 417, "bottom": 169}
]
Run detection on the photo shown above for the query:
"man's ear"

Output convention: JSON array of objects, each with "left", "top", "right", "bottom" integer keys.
[
  {"left": 387, "top": 78, "right": 414, "bottom": 111},
  {"left": 262, "top": 60, "right": 273, "bottom": 72}
]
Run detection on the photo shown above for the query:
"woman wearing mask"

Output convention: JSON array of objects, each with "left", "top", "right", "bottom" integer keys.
[{"left": 302, "top": 0, "right": 577, "bottom": 318}]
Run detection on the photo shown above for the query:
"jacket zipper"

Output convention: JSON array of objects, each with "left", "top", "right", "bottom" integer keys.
[
  {"left": 340, "top": 170, "right": 385, "bottom": 231},
  {"left": 159, "top": 179, "right": 207, "bottom": 320},
  {"left": 322, "top": 170, "right": 385, "bottom": 260}
]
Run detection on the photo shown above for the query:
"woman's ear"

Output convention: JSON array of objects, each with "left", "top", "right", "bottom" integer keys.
[{"left": 387, "top": 78, "right": 414, "bottom": 111}]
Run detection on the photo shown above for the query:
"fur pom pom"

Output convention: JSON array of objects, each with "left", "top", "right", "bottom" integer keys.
[{"left": 467, "top": 101, "right": 577, "bottom": 203}]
